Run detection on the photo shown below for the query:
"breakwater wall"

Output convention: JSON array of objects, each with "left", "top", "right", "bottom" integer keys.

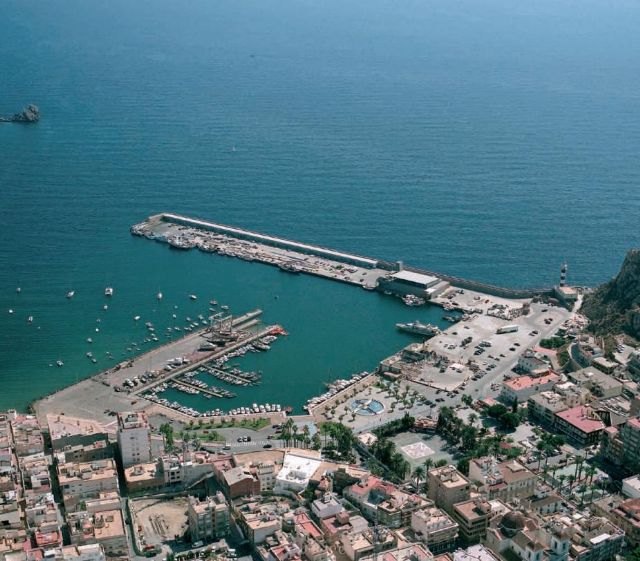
[{"left": 143, "top": 213, "right": 551, "bottom": 300}]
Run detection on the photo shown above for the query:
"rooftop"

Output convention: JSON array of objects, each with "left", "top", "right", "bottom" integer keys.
[
  {"left": 390, "top": 270, "right": 439, "bottom": 287},
  {"left": 117, "top": 411, "right": 148, "bottom": 430},
  {"left": 452, "top": 545, "right": 500, "bottom": 561},
  {"left": 503, "top": 372, "right": 559, "bottom": 392},
  {"left": 47, "top": 414, "right": 107, "bottom": 443},
  {"left": 555, "top": 406, "right": 606, "bottom": 434}
]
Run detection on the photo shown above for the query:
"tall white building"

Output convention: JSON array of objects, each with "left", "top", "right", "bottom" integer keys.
[{"left": 116, "top": 412, "right": 151, "bottom": 468}]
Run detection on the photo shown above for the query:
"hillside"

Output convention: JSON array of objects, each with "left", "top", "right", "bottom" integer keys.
[{"left": 582, "top": 249, "right": 640, "bottom": 337}]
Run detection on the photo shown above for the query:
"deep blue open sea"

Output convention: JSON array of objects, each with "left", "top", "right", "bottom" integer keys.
[{"left": 1, "top": 0, "right": 640, "bottom": 411}]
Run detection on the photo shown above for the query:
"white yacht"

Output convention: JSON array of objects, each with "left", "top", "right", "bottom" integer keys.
[{"left": 104, "top": 287, "right": 114, "bottom": 297}]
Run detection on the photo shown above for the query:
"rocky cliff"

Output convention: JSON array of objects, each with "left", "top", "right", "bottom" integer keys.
[
  {"left": 0, "top": 104, "right": 40, "bottom": 123},
  {"left": 582, "top": 249, "right": 640, "bottom": 337}
]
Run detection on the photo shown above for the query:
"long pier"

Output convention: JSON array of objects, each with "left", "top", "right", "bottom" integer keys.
[{"left": 132, "top": 213, "right": 551, "bottom": 299}]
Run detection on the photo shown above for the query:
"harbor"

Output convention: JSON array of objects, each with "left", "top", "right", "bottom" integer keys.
[
  {"left": 31, "top": 214, "right": 571, "bottom": 433},
  {"left": 32, "top": 308, "right": 290, "bottom": 426}
]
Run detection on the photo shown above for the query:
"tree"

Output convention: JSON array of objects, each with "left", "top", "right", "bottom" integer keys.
[
  {"left": 461, "top": 394, "right": 473, "bottom": 407},
  {"left": 412, "top": 466, "right": 425, "bottom": 493},
  {"left": 457, "top": 457, "right": 470, "bottom": 475},
  {"left": 159, "top": 423, "right": 174, "bottom": 451},
  {"left": 311, "top": 433, "right": 322, "bottom": 451},
  {"left": 302, "top": 425, "right": 311, "bottom": 449}
]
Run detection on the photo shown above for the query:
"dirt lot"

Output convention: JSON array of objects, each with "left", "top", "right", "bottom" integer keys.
[{"left": 132, "top": 497, "right": 189, "bottom": 547}]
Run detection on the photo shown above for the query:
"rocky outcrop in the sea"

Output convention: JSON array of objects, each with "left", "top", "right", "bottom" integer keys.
[
  {"left": 582, "top": 249, "right": 640, "bottom": 338},
  {"left": 0, "top": 104, "right": 40, "bottom": 123}
]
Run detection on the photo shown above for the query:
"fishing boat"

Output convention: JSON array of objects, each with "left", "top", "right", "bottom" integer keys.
[
  {"left": 104, "top": 287, "right": 114, "bottom": 297},
  {"left": 395, "top": 320, "right": 440, "bottom": 337},
  {"left": 66, "top": 291, "right": 75, "bottom": 299}
]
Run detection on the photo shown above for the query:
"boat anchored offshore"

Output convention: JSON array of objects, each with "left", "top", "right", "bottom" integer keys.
[
  {"left": 395, "top": 320, "right": 440, "bottom": 337},
  {"left": 104, "top": 287, "right": 114, "bottom": 297},
  {"left": 66, "top": 291, "right": 75, "bottom": 299},
  {"left": 157, "top": 291, "right": 163, "bottom": 300}
]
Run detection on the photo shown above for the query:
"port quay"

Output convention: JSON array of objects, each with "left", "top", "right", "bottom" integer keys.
[{"left": 34, "top": 212, "right": 574, "bottom": 436}]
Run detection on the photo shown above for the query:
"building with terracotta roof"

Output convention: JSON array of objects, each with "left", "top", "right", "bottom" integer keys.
[
  {"left": 604, "top": 497, "right": 640, "bottom": 547},
  {"left": 554, "top": 406, "right": 606, "bottom": 446},
  {"left": 500, "top": 373, "right": 560, "bottom": 404}
]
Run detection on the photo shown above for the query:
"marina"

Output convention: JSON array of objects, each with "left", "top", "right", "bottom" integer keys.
[{"left": 29, "top": 214, "right": 566, "bottom": 431}]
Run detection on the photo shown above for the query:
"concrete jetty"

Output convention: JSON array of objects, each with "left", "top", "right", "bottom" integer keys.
[
  {"left": 132, "top": 213, "right": 551, "bottom": 299},
  {"left": 32, "top": 310, "right": 282, "bottom": 427}
]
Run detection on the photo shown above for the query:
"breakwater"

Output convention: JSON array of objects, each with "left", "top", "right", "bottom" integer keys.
[{"left": 132, "top": 213, "right": 551, "bottom": 300}]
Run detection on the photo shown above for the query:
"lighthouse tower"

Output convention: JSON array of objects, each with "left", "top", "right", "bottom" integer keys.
[{"left": 560, "top": 262, "right": 568, "bottom": 287}]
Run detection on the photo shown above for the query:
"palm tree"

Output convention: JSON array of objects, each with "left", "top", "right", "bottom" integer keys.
[
  {"left": 567, "top": 474, "right": 576, "bottom": 493},
  {"left": 557, "top": 474, "right": 566, "bottom": 491},
  {"left": 468, "top": 412, "right": 478, "bottom": 427},
  {"left": 412, "top": 466, "right": 425, "bottom": 493},
  {"left": 292, "top": 425, "right": 299, "bottom": 448},
  {"left": 575, "top": 456, "right": 584, "bottom": 481},
  {"left": 302, "top": 425, "right": 311, "bottom": 449}
]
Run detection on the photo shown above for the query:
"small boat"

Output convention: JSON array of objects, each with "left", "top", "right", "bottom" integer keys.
[
  {"left": 27, "top": 316, "right": 33, "bottom": 323},
  {"left": 189, "top": 294, "right": 197, "bottom": 300},
  {"left": 157, "top": 291, "right": 163, "bottom": 300},
  {"left": 16, "top": 287, "right": 21, "bottom": 294},
  {"left": 91, "top": 358, "right": 97, "bottom": 363},
  {"left": 103, "top": 304, "right": 108, "bottom": 311},
  {"left": 134, "top": 315, "right": 141, "bottom": 321},
  {"left": 66, "top": 291, "right": 75, "bottom": 299},
  {"left": 104, "top": 287, "right": 114, "bottom": 297},
  {"left": 56, "top": 360, "right": 64, "bottom": 367},
  {"left": 8, "top": 309, "right": 13, "bottom": 314},
  {"left": 87, "top": 337, "right": 93, "bottom": 343},
  {"left": 209, "top": 300, "right": 217, "bottom": 306},
  {"left": 221, "top": 305, "right": 229, "bottom": 311},
  {"left": 86, "top": 351, "right": 93, "bottom": 357},
  {"left": 95, "top": 328, "right": 100, "bottom": 332}
]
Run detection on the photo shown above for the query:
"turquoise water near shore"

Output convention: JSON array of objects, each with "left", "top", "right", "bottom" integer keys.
[{"left": 1, "top": 0, "right": 640, "bottom": 411}]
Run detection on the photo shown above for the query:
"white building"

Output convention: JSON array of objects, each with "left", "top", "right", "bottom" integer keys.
[
  {"left": 116, "top": 412, "right": 151, "bottom": 468},
  {"left": 274, "top": 452, "right": 322, "bottom": 494},
  {"left": 623, "top": 475, "right": 640, "bottom": 499},
  {"left": 312, "top": 493, "right": 345, "bottom": 520}
]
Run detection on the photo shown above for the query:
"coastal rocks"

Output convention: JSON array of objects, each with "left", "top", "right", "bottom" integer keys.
[
  {"left": 0, "top": 104, "right": 40, "bottom": 123},
  {"left": 582, "top": 249, "right": 640, "bottom": 338}
]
